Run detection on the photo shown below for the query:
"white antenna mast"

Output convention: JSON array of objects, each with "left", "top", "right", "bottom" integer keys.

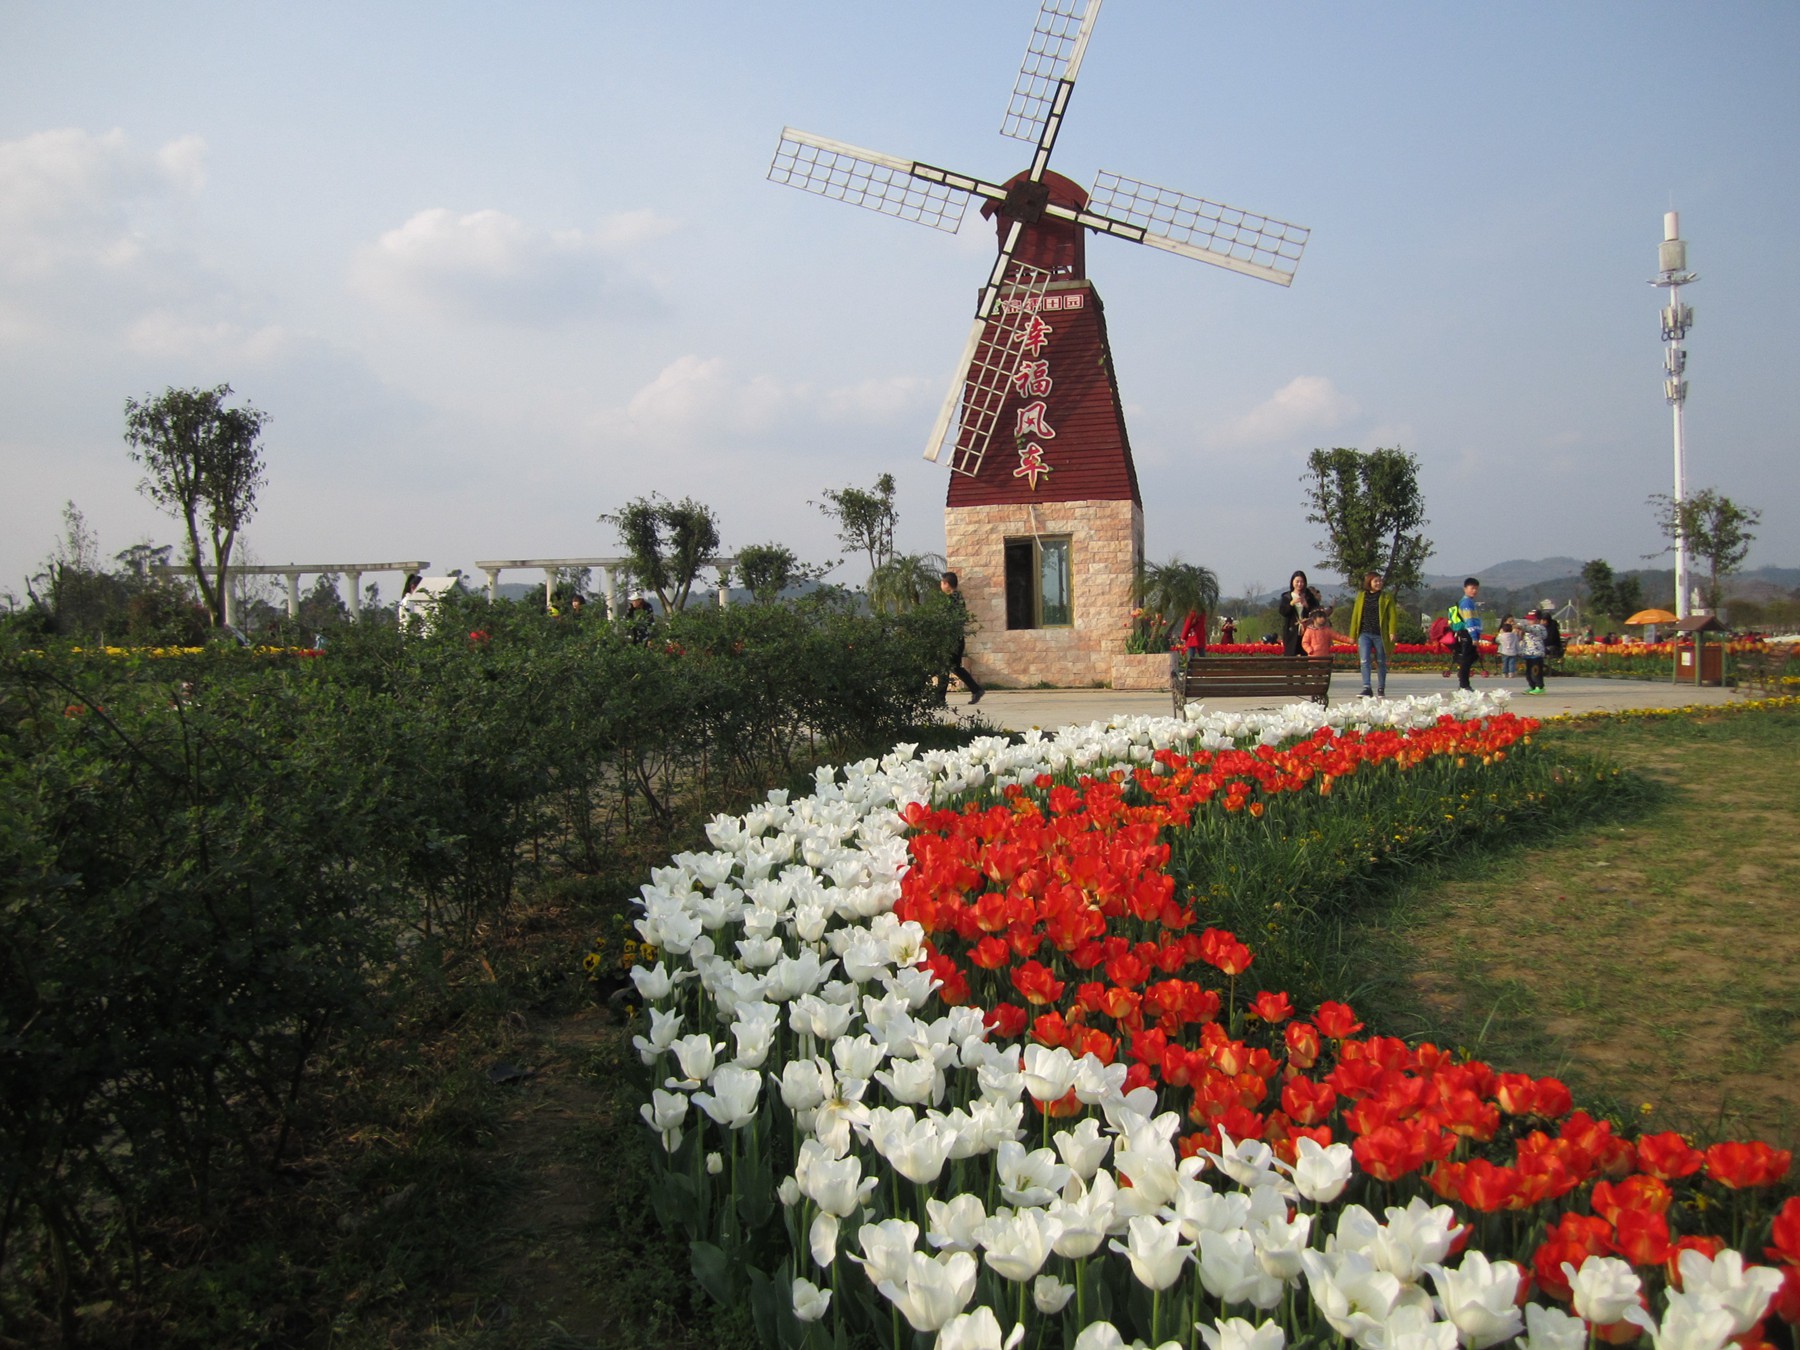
[{"left": 1651, "top": 210, "right": 1697, "bottom": 619}]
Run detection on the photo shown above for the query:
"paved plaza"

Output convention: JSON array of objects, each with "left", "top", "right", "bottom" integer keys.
[{"left": 946, "top": 670, "right": 1738, "bottom": 733}]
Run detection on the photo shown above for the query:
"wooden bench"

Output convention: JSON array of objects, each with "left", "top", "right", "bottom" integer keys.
[
  {"left": 1736, "top": 646, "right": 1794, "bottom": 698},
  {"left": 1172, "top": 654, "right": 1334, "bottom": 715}
]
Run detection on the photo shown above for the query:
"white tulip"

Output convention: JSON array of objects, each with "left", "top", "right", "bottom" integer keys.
[
  {"left": 667, "top": 1033, "right": 723, "bottom": 1088},
  {"left": 1196, "top": 1317, "right": 1285, "bottom": 1350},
  {"left": 1110, "top": 1214, "right": 1192, "bottom": 1292},
  {"left": 874, "top": 1053, "right": 943, "bottom": 1106},
  {"left": 935, "top": 1305, "right": 1025, "bottom": 1350},
  {"left": 795, "top": 1138, "right": 877, "bottom": 1216},
  {"left": 1302, "top": 1249, "right": 1409, "bottom": 1346},
  {"left": 877, "top": 1250, "right": 979, "bottom": 1333},
  {"left": 1197, "top": 1228, "right": 1284, "bottom": 1310},
  {"left": 1053, "top": 1118, "right": 1113, "bottom": 1180},
  {"left": 927, "top": 1194, "right": 989, "bottom": 1252},
  {"left": 1623, "top": 1289, "right": 1739, "bottom": 1350},
  {"left": 1670, "top": 1247, "right": 1786, "bottom": 1335},
  {"left": 777, "top": 1057, "right": 830, "bottom": 1114},
  {"left": 1021, "top": 1044, "right": 1081, "bottom": 1103},
  {"left": 1034, "top": 1273, "right": 1076, "bottom": 1314},
  {"left": 791, "top": 1276, "right": 832, "bottom": 1323},
  {"left": 832, "top": 1033, "right": 886, "bottom": 1080},
  {"left": 1424, "top": 1252, "right": 1524, "bottom": 1349},
  {"left": 1563, "top": 1256, "right": 1642, "bottom": 1327},
  {"left": 705, "top": 1151, "right": 724, "bottom": 1175},
  {"left": 692, "top": 1063, "right": 761, "bottom": 1128},
  {"left": 628, "top": 961, "right": 673, "bottom": 1000},
  {"left": 981, "top": 1206, "right": 1062, "bottom": 1283},
  {"left": 631, "top": 1006, "right": 684, "bottom": 1064},
  {"left": 1050, "top": 1170, "right": 1120, "bottom": 1259},
  {"left": 997, "top": 1139, "right": 1069, "bottom": 1208},
  {"left": 809, "top": 1211, "right": 839, "bottom": 1267},
  {"left": 1287, "top": 1135, "right": 1354, "bottom": 1203},
  {"left": 1514, "top": 1302, "right": 1587, "bottom": 1350},
  {"left": 852, "top": 1217, "right": 921, "bottom": 1286}
]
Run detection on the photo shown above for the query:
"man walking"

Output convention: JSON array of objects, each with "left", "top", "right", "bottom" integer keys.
[
  {"left": 937, "top": 572, "right": 983, "bottom": 705},
  {"left": 1448, "top": 577, "right": 1483, "bottom": 691}
]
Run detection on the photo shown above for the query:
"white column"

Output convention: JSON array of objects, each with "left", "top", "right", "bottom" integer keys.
[
  {"left": 345, "top": 570, "right": 363, "bottom": 619},
  {"left": 484, "top": 568, "right": 502, "bottom": 603},
  {"left": 286, "top": 571, "right": 302, "bottom": 617},
  {"left": 544, "top": 568, "right": 558, "bottom": 612},
  {"left": 603, "top": 567, "right": 618, "bottom": 618}
]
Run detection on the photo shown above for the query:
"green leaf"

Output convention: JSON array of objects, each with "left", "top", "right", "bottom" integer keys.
[{"left": 690, "top": 1239, "right": 735, "bottom": 1306}]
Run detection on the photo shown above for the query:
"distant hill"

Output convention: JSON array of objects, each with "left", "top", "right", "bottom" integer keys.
[{"left": 1420, "top": 557, "right": 1587, "bottom": 592}]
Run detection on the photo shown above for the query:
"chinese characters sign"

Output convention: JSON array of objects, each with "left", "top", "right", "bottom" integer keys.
[{"left": 1009, "top": 299, "right": 1074, "bottom": 490}]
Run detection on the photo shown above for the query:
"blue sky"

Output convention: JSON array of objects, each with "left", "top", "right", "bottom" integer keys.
[{"left": 3, "top": 1, "right": 1795, "bottom": 601}]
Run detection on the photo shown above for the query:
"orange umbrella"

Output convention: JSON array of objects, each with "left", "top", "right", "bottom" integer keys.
[{"left": 1624, "top": 608, "right": 1678, "bottom": 625}]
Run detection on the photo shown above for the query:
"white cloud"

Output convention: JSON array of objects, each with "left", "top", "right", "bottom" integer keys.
[
  {"left": 1209, "top": 375, "right": 1358, "bottom": 447},
  {"left": 621, "top": 357, "right": 930, "bottom": 443},
  {"left": 0, "top": 127, "right": 205, "bottom": 280},
  {"left": 125, "top": 313, "right": 289, "bottom": 364},
  {"left": 351, "top": 206, "right": 676, "bottom": 325}
]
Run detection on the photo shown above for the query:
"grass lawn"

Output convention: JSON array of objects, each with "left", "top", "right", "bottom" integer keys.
[{"left": 1365, "top": 703, "right": 1800, "bottom": 1150}]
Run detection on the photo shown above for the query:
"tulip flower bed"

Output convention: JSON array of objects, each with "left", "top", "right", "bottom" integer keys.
[{"left": 629, "top": 694, "right": 1797, "bottom": 1350}]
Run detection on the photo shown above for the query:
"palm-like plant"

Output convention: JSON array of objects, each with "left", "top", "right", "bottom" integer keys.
[
  {"left": 867, "top": 551, "right": 949, "bottom": 615},
  {"left": 1133, "top": 559, "right": 1221, "bottom": 646}
]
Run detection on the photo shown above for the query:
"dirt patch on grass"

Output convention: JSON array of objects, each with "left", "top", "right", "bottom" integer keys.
[{"left": 1395, "top": 707, "right": 1800, "bottom": 1147}]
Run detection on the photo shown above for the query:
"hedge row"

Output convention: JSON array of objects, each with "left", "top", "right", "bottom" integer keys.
[{"left": 0, "top": 592, "right": 959, "bottom": 1322}]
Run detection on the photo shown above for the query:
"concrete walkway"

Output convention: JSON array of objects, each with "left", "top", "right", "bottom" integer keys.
[{"left": 947, "top": 670, "right": 1739, "bottom": 733}]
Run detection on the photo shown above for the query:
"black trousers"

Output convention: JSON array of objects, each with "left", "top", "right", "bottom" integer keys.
[{"left": 1455, "top": 635, "right": 1479, "bottom": 689}]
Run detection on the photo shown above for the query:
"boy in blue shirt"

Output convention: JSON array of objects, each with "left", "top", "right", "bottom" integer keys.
[{"left": 1448, "top": 578, "right": 1482, "bottom": 691}]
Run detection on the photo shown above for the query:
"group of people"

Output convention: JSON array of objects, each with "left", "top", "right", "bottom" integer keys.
[
  {"left": 1275, "top": 570, "right": 1566, "bottom": 699},
  {"left": 1277, "top": 569, "right": 1397, "bottom": 698}
]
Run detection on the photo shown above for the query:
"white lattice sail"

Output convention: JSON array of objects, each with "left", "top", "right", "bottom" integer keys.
[
  {"left": 1089, "top": 169, "right": 1310, "bottom": 283},
  {"left": 768, "top": 130, "right": 969, "bottom": 233},
  {"left": 1001, "top": 0, "right": 1102, "bottom": 144}
]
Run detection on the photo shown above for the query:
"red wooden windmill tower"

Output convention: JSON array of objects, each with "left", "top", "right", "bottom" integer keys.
[{"left": 769, "top": 0, "right": 1309, "bottom": 688}]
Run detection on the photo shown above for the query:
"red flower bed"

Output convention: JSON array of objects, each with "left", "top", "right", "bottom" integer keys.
[{"left": 893, "top": 716, "right": 1797, "bottom": 1319}]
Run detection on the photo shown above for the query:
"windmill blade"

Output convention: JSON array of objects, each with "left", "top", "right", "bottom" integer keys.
[
  {"left": 768, "top": 129, "right": 988, "bottom": 232},
  {"left": 1002, "top": 0, "right": 1104, "bottom": 176},
  {"left": 925, "top": 256, "right": 1054, "bottom": 474},
  {"left": 1084, "top": 169, "right": 1310, "bottom": 286}
]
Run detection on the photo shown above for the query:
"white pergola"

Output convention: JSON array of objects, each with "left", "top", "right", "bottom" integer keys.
[
  {"left": 471, "top": 556, "right": 736, "bottom": 616},
  {"left": 157, "top": 556, "right": 738, "bottom": 625},
  {"left": 155, "top": 561, "right": 429, "bottom": 627}
]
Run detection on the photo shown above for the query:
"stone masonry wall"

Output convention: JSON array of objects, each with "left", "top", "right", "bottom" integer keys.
[{"left": 944, "top": 499, "right": 1143, "bottom": 688}]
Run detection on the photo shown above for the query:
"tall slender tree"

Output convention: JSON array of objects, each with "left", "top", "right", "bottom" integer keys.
[
  {"left": 814, "top": 474, "right": 898, "bottom": 584},
  {"left": 124, "top": 385, "right": 269, "bottom": 627},
  {"left": 1301, "top": 446, "right": 1433, "bottom": 592},
  {"left": 601, "top": 495, "right": 720, "bottom": 613},
  {"left": 1648, "top": 488, "right": 1760, "bottom": 613}
]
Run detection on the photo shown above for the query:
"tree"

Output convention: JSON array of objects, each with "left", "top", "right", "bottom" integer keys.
[
  {"left": 734, "top": 543, "right": 833, "bottom": 604},
  {"left": 600, "top": 495, "right": 720, "bottom": 613},
  {"left": 1648, "top": 488, "right": 1760, "bottom": 614},
  {"left": 814, "top": 473, "right": 898, "bottom": 582},
  {"left": 1301, "top": 447, "right": 1433, "bottom": 592},
  {"left": 1580, "top": 559, "right": 1618, "bottom": 620},
  {"left": 124, "top": 385, "right": 270, "bottom": 627},
  {"left": 1613, "top": 573, "right": 1643, "bottom": 622}
]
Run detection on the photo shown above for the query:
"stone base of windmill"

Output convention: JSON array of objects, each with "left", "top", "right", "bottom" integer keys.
[{"left": 945, "top": 499, "right": 1142, "bottom": 690}]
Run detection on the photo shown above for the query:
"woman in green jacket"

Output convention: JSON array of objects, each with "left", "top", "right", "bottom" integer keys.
[{"left": 1347, "top": 572, "right": 1399, "bottom": 698}]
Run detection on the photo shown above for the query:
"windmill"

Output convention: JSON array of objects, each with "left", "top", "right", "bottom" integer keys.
[{"left": 768, "top": 0, "right": 1310, "bottom": 689}]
